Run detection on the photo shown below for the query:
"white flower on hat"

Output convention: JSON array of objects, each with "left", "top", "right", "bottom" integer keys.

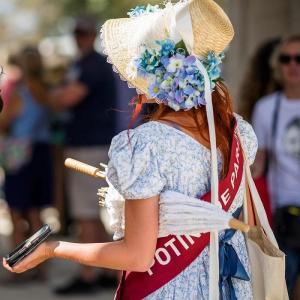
[{"left": 167, "top": 56, "right": 184, "bottom": 73}]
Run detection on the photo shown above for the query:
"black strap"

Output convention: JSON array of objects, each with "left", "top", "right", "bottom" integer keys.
[
  {"left": 264, "top": 92, "right": 281, "bottom": 175},
  {"left": 271, "top": 92, "right": 281, "bottom": 142}
]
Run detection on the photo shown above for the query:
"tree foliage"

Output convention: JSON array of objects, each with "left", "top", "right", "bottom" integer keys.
[{"left": 55, "top": 0, "right": 162, "bottom": 21}]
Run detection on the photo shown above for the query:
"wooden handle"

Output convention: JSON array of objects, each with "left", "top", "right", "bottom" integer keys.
[
  {"left": 229, "top": 218, "right": 250, "bottom": 233},
  {"left": 64, "top": 158, "right": 106, "bottom": 179}
]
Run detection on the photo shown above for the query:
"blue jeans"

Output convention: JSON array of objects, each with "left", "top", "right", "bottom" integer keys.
[{"left": 281, "top": 245, "right": 300, "bottom": 296}]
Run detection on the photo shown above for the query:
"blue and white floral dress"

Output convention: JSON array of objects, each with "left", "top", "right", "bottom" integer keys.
[{"left": 106, "top": 116, "right": 258, "bottom": 300}]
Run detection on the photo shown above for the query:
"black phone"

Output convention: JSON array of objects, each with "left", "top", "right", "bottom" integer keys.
[{"left": 5, "top": 224, "right": 52, "bottom": 267}]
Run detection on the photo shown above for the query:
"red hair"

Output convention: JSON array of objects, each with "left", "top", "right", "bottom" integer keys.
[{"left": 130, "top": 81, "right": 234, "bottom": 177}]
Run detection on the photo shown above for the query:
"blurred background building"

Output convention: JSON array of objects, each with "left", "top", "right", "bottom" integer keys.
[
  {"left": 223, "top": 0, "right": 300, "bottom": 102},
  {"left": 1, "top": 0, "right": 300, "bottom": 100}
]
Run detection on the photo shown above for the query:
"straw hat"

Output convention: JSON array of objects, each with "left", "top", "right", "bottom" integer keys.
[{"left": 101, "top": 0, "right": 234, "bottom": 96}]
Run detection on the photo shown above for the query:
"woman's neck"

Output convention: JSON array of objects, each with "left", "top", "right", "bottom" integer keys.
[
  {"left": 157, "top": 110, "right": 211, "bottom": 148},
  {"left": 284, "top": 84, "right": 300, "bottom": 100},
  {"left": 158, "top": 110, "right": 202, "bottom": 127}
]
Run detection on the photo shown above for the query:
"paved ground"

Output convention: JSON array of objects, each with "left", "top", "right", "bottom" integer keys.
[
  {"left": 0, "top": 234, "right": 115, "bottom": 300},
  {"left": 0, "top": 199, "right": 115, "bottom": 300}
]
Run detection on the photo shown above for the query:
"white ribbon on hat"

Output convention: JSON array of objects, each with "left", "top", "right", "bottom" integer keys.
[{"left": 171, "top": 2, "right": 220, "bottom": 300}]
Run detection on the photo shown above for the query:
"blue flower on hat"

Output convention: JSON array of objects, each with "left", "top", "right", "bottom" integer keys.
[
  {"left": 128, "top": 38, "right": 225, "bottom": 111},
  {"left": 127, "top": 4, "right": 161, "bottom": 18},
  {"left": 156, "top": 40, "right": 176, "bottom": 57},
  {"left": 149, "top": 81, "right": 161, "bottom": 97}
]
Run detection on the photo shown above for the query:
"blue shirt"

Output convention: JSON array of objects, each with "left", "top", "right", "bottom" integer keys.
[
  {"left": 65, "top": 51, "right": 117, "bottom": 146},
  {"left": 10, "top": 85, "right": 50, "bottom": 142}
]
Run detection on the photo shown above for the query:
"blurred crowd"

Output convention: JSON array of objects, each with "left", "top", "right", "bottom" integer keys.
[
  {"left": 0, "top": 14, "right": 300, "bottom": 299},
  {"left": 0, "top": 15, "right": 136, "bottom": 296},
  {"left": 240, "top": 35, "right": 300, "bottom": 299}
]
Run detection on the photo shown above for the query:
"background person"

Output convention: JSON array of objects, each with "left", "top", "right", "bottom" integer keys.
[
  {"left": 238, "top": 38, "right": 281, "bottom": 225},
  {"left": 0, "top": 55, "right": 22, "bottom": 108},
  {"left": 238, "top": 38, "right": 281, "bottom": 122},
  {"left": 0, "top": 46, "right": 53, "bottom": 280},
  {"left": 50, "top": 15, "right": 117, "bottom": 295},
  {"left": 252, "top": 35, "right": 300, "bottom": 296}
]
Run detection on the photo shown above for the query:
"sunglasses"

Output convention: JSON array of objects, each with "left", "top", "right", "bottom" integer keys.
[{"left": 278, "top": 54, "right": 300, "bottom": 65}]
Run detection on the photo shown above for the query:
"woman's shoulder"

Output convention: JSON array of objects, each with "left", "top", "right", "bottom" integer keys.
[
  {"left": 235, "top": 112, "right": 253, "bottom": 130},
  {"left": 235, "top": 113, "right": 256, "bottom": 139},
  {"left": 110, "top": 121, "right": 171, "bottom": 152},
  {"left": 107, "top": 121, "right": 167, "bottom": 199},
  {"left": 109, "top": 122, "right": 157, "bottom": 160},
  {"left": 234, "top": 113, "right": 258, "bottom": 164}
]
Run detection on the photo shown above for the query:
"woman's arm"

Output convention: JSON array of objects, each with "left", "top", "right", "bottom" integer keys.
[
  {"left": 0, "top": 92, "right": 22, "bottom": 132},
  {"left": 251, "top": 149, "right": 267, "bottom": 178},
  {"left": 49, "top": 82, "right": 88, "bottom": 110},
  {"left": 3, "top": 196, "right": 159, "bottom": 274},
  {"left": 29, "top": 81, "right": 88, "bottom": 111}
]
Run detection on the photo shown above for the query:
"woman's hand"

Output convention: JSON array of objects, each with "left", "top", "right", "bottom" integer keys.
[{"left": 2, "top": 241, "right": 56, "bottom": 274}]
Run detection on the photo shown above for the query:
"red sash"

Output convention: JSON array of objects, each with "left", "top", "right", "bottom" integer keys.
[{"left": 116, "top": 123, "right": 244, "bottom": 300}]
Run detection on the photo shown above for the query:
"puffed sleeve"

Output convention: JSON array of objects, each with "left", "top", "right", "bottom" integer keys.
[
  {"left": 235, "top": 113, "right": 258, "bottom": 165},
  {"left": 107, "top": 130, "right": 166, "bottom": 200}
]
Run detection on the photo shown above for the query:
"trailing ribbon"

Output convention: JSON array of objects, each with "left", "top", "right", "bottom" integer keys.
[
  {"left": 219, "top": 207, "right": 250, "bottom": 300},
  {"left": 173, "top": 3, "right": 223, "bottom": 299}
]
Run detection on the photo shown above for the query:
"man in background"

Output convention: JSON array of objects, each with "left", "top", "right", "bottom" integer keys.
[{"left": 52, "top": 16, "right": 117, "bottom": 295}]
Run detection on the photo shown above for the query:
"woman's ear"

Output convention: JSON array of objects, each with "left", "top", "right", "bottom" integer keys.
[{"left": 140, "top": 94, "right": 156, "bottom": 104}]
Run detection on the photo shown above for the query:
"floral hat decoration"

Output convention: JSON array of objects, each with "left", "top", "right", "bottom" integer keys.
[{"left": 101, "top": 0, "right": 234, "bottom": 111}]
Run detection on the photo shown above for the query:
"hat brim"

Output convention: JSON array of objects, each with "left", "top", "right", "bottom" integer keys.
[
  {"left": 102, "top": 11, "right": 171, "bottom": 96},
  {"left": 101, "top": 0, "right": 234, "bottom": 97}
]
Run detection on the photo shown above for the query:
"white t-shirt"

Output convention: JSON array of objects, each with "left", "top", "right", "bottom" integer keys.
[{"left": 252, "top": 92, "right": 300, "bottom": 209}]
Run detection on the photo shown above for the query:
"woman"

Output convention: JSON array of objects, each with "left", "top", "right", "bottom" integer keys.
[
  {"left": 0, "top": 47, "right": 53, "bottom": 249},
  {"left": 3, "top": 1, "right": 258, "bottom": 299},
  {"left": 252, "top": 35, "right": 300, "bottom": 296},
  {"left": 238, "top": 38, "right": 282, "bottom": 226},
  {"left": 238, "top": 38, "right": 281, "bottom": 123}
]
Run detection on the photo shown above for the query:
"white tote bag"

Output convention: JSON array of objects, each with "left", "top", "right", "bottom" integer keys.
[
  {"left": 196, "top": 49, "right": 288, "bottom": 298},
  {"left": 243, "top": 154, "right": 289, "bottom": 300}
]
